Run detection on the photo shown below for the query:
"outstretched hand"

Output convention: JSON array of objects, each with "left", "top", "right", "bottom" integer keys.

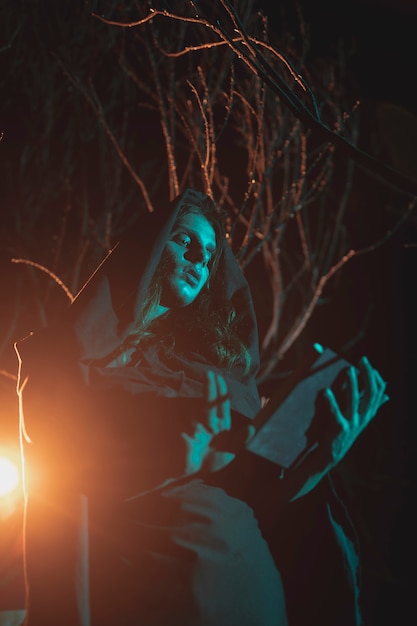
[
  {"left": 290, "top": 355, "right": 389, "bottom": 500},
  {"left": 324, "top": 356, "right": 388, "bottom": 464}
]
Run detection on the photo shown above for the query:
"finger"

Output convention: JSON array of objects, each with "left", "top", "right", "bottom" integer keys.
[
  {"left": 205, "top": 371, "right": 230, "bottom": 408},
  {"left": 205, "top": 372, "right": 231, "bottom": 435},
  {"left": 371, "top": 364, "right": 388, "bottom": 408},
  {"left": 357, "top": 357, "right": 376, "bottom": 409},
  {"left": 215, "top": 374, "right": 231, "bottom": 430},
  {"left": 182, "top": 425, "right": 212, "bottom": 475},
  {"left": 346, "top": 365, "right": 360, "bottom": 426},
  {"left": 324, "top": 387, "right": 349, "bottom": 431},
  {"left": 206, "top": 370, "right": 217, "bottom": 404},
  {"left": 245, "top": 424, "right": 256, "bottom": 443},
  {"left": 358, "top": 357, "right": 387, "bottom": 418},
  {"left": 205, "top": 371, "right": 220, "bottom": 434},
  {"left": 203, "top": 450, "right": 236, "bottom": 472}
]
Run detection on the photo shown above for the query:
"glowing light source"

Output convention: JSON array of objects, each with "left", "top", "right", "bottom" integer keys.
[{"left": 0, "top": 455, "right": 20, "bottom": 496}]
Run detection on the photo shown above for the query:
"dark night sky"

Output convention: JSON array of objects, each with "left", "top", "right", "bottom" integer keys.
[{"left": 266, "top": 0, "right": 417, "bottom": 113}]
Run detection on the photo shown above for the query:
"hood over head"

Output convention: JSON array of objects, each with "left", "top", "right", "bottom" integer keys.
[{"left": 16, "top": 189, "right": 262, "bottom": 420}]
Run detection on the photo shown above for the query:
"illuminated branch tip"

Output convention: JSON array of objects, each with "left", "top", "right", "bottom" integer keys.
[{"left": 11, "top": 258, "right": 75, "bottom": 303}]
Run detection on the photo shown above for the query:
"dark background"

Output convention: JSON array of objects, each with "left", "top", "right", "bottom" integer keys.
[
  {"left": 1, "top": 0, "right": 416, "bottom": 623},
  {"left": 294, "top": 1, "right": 417, "bottom": 622},
  {"left": 293, "top": 1, "right": 417, "bottom": 622}
]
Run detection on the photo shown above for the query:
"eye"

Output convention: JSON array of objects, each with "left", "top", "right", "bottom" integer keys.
[{"left": 173, "top": 233, "right": 191, "bottom": 247}]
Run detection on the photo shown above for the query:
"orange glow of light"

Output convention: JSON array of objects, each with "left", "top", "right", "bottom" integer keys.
[{"left": 0, "top": 455, "right": 20, "bottom": 497}]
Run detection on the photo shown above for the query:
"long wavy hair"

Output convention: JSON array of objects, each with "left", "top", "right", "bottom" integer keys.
[{"left": 121, "top": 191, "right": 250, "bottom": 373}]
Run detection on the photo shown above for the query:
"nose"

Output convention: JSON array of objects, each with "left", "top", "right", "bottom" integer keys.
[{"left": 185, "top": 243, "right": 210, "bottom": 267}]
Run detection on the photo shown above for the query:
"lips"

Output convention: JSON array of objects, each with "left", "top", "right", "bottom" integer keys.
[{"left": 183, "top": 267, "right": 201, "bottom": 287}]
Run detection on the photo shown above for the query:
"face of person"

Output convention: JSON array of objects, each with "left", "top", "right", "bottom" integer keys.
[{"left": 159, "top": 211, "right": 217, "bottom": 310}]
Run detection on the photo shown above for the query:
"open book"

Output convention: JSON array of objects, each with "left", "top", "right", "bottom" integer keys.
[{"left": 246, "top": 344, "right": 350, "bottom": 472}]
